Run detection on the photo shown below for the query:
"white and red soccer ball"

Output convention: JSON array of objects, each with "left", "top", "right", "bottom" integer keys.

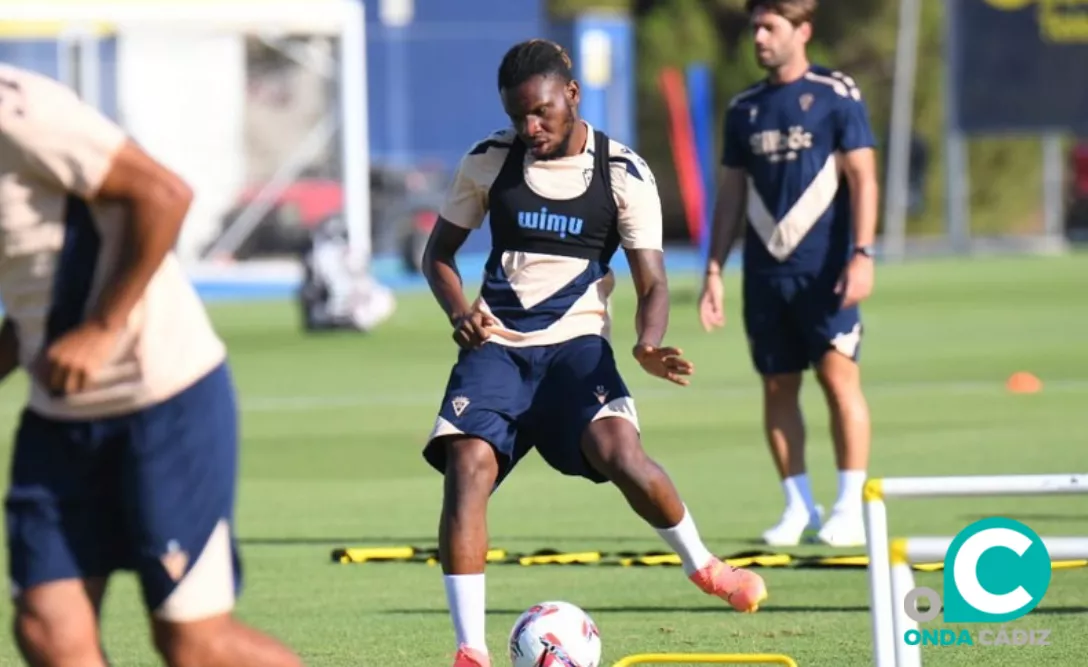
[{"left": 508, "top": 600, "right": 602, "bottom": 667}]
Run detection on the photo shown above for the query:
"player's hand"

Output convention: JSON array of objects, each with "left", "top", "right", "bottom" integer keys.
[
  {"left": 35, "top": 322, "right": 122, "bottom": 396},
  {"left": 451, "top": 310, "right": 496, "bottom": 349},
  {"left": 835, "top": 255, "right": 875, "bottom": 309},
  {"left": 633, "top": 343, "right": 694, "bottom": 386},
  {"left": 698, "top": 273, "right": 725, "bottom": 332}
]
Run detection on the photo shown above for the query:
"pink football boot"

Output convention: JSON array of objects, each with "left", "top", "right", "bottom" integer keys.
[
  {"left": 452, "top": 645, "right": 491, "bottom": 667},
  {"left": 690, "top": 557, "right": 768, "bottom": 612}
]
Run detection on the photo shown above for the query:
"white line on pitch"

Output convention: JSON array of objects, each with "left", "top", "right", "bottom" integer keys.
[{"left": 237, "top": 378, "right": 1088, "bottom": 412}]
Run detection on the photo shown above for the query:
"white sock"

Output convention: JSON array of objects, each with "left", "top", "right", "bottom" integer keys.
[
  {"left": 444, "top": 574, "right": 487, "bottom": 652},
  {"left": 782, "top": 474, "right": 816, "bottom": 514},
  {"left": 834, "top": 469, "right": 867, "bottom": 514},
  {"left": 655, "top": 505, "right": 715, "bottom": 576}
]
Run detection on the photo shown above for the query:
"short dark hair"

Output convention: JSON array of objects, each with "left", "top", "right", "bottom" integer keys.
[
  {"left": 497, "top": 39, "right": 573, "bottom": 92},
  {"left": 745, "top": 0, "right": 817, "bottom": 26}
]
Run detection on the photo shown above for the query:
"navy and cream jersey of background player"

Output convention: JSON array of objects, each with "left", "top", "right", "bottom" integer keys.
[
  {"left": 0, "top": 64, "right": 227, "bottom": 420},
  {"left": 440, "top": 123, "right": 662, "bottom": 347},
  {"left": 722, "top": 65, "right": 876, "bottom": 277}
]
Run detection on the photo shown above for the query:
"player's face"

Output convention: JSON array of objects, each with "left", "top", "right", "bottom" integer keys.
[
  {"left": 750, "top": 8, "right": 810, "bottom": 70},
  {"left": 501, "top": 74, "right": 580, "bottom": 160}
]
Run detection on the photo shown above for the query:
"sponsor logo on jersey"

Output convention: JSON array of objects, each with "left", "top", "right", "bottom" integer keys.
[
  {"left": 748, "top": 125, "right": 814, "bottom": 163},
  {"left": 517, "top": 207, "right": 584, "bottom": 238}
]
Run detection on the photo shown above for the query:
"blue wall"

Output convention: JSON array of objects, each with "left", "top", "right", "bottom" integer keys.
[
  {"left": 362, "top": 0, "right": 547, "bottom": 169},
  {"left": 0, "top": 41, "right": 61, "bottom": 78},
  {"left": 0, "top": 39, "right": 119, "bottom": 120},
  {"left": 951, "top": 0, "right": 1088, "bottom": 134},
  {"left": 549, "top": 12, "right": 636, "bottom": 150}
]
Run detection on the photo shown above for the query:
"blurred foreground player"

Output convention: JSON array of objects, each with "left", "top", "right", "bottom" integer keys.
[
  {"left": 697, "top": 0, "right": 880, "bottom": 548},
  {"left": 421, "top": 40, "right": 768, "bottom": 667},
  {"left": 0, "top": 64, "right": 302, "bottom": 667}
]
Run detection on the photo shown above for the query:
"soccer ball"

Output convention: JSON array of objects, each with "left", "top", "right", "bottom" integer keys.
[{"left": 508, "top": 600, "right": 602, "bottom": 667}]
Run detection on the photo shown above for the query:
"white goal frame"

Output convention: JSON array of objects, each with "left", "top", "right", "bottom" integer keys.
[
  {"left": 3, "top": 0, "right": 371, "bottom": 269},
  {"left": 863, "top": 473, "right": 1088, "bottom": 667}
]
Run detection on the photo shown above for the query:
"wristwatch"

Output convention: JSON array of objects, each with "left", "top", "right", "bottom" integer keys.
[{"left": 854, "top": 245, "right": 875, "bottom": 258}]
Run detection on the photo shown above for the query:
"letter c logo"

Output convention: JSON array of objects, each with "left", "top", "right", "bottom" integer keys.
[{"left": 942, "top": 517, "right": 1051, "bottom": 623}]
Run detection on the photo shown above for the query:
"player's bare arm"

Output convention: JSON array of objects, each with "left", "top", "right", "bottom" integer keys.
[
  {"left": 627, "top": 247, "right": 694, "bottom": 386},
  {"left": 699, "top": 165, "right": 748, "bottom": 331},
  {"left": 38, "top": 141, "right": 193, "bottom": 396},
  {"left": 706, "top": 166, "right": 749, "bottom": 274},
  {"left": 94, "top": 141, "right": 194, "bottom": 328},
  {"left": 628, "top": 247, "right": 669, "bottom": 348},
  {"left": 837, "top": 146, "right": 879, "bottom": 308},
  {"left": 422, "top": 217, "right": 495, "bottom": 349},
  {"left": 0, "top": 319, "right": 19, "bottom": 384}
]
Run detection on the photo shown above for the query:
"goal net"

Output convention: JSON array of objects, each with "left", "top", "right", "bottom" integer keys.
[{"left": 2, "top": 0, "right": 370, "bottom": 291}]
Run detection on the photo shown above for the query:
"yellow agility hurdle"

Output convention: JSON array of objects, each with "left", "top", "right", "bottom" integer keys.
[{"left": 612, "top": 653, "right": 798, "bottom": 666}]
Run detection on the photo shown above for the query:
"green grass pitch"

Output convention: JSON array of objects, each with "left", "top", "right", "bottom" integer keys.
[{"left": 0, "top": 253, "right": 1086, "bottom": 666}]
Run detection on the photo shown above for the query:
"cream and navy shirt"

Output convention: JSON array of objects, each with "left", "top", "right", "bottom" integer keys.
[
  {"left": 441, "top": 123, "right": 663, "bottom": 348},
  {"left": 0, "top": 64, "right": 226, "bottom": 420}
]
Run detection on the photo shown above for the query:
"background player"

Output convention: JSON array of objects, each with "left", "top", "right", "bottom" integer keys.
[
  {"left": 697, "top": 0, "right": 880, "bottom": 548},
  {"left": 0, "top": 64, "right": 303, "bottom": 667},
  {"left": 421, "top": 40, "right": 767, "bottom": 667}
]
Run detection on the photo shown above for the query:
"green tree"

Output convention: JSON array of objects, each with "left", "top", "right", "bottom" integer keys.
[{"left": 549, "top": 0, "right": 1049, "bottom": 240}]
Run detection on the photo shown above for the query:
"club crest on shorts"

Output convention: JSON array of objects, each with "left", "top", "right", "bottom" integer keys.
[
  {"left": 451, "top": 395, "right": 470, "bottom": 417},
  {"left": 160, "top": 540, "right": 189, "bottom": 582},
  {"left": 593, "top": 385, "right": 609, "bottom": 404}
]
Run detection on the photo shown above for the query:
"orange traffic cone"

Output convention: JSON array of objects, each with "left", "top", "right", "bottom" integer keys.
[{"left": 1006, "top": 372, "right": 1043, "bottom": 394}]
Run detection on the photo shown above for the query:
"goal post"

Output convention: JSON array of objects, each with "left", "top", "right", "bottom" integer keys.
[{"left": 2, "top": 0, "right": 371, "bottom": 278}]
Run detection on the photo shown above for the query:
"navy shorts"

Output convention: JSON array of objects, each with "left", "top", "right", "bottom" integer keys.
[
  {"left": 742, "top": 272, "right": 863, "bottom": 375},
  {"left": 423, "top": 335, "right": 639, "bottom": 487},
  {"left": 4, "top": 362, "right": 242, "bottom": 621}
]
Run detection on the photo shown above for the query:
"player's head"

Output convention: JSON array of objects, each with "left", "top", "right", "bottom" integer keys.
[
  {"left": 745, "top": 0, "right": 816, "bottom": 72},
  {"left": 497, "top": 39, "right": 580, "bottom": 160}
]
